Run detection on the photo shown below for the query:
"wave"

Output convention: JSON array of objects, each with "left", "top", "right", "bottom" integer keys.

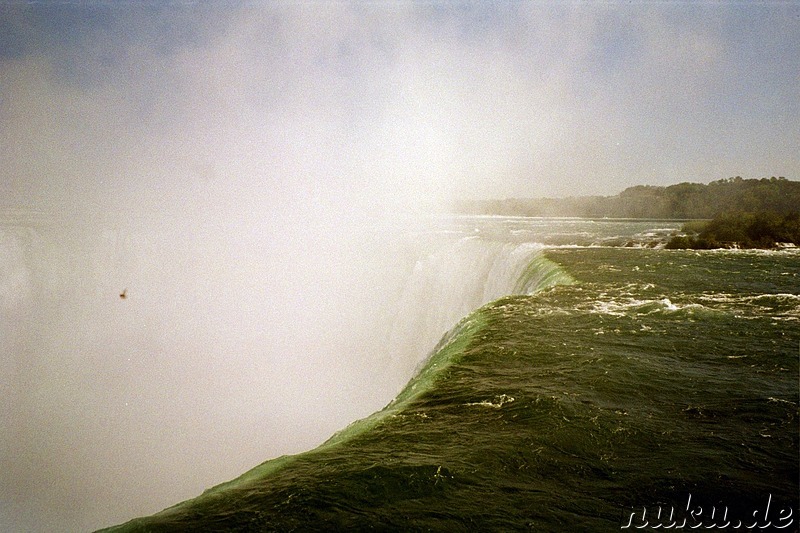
[
  {"left": 574, "top": 292, "right": 800, "bottom": 320},
  {"left": 583, "top": 297, "right": 715, "bottom": 318}
]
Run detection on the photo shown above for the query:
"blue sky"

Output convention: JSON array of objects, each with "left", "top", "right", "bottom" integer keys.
[{"left": 1, "top": 1, "right": 798, "bottom": 214}]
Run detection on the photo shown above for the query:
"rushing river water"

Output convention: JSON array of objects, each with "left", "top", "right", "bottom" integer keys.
[{"left": 91, "top": 216, "right": 799, "bottom": 531}]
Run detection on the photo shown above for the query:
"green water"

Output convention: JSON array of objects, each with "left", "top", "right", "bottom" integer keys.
[{"left": 102, "top": 221, "right": 799, "bottom": 532}]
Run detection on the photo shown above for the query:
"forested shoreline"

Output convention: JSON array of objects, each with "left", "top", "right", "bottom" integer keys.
[
  {"left": 457, "top": 177, "right": 800, "bottom": 219},
  {"left": 665, "top": 211, "right": 800, "bottom": 249}
]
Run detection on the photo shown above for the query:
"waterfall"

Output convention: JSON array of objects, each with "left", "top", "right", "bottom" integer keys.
[{"left": 387, "top": 236, "right": 573, "bottom": 379}]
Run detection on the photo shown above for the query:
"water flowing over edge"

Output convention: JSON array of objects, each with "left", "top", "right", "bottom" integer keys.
[{"left": 102, "top": 244, "right": 575, "bottom": 530}]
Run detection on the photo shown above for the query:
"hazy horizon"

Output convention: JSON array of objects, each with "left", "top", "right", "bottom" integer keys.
[
  {"left": 4, "top": 175, "right": 799, "bottom": 216},
  {"left": 2, "top": 2, "right": 799, "bottom": 216}
]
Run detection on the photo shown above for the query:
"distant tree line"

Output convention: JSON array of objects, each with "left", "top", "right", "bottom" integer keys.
[
  {"left": 457, "top": 177, "right": 800, "bottom": 219},
  {"left": 665, "top": 211, "right": 800, "bottom": 249}
]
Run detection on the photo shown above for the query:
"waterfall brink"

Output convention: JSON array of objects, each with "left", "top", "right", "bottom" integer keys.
[
  {"left": 98, "top": 235, "right": 578, "bottom": 530},
  {"left": 387, "top": 236, "right": 574, "bottom": 378},
  {"left": 5, "top": 212, "right": 584, "bottom": 532}
]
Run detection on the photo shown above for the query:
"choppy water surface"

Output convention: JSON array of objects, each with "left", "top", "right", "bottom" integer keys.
[{"left": 101, "top": 217, "right": 798, "bottom": 532}]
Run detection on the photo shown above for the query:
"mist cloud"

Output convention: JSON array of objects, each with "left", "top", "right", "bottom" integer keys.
[{"left": 3, "top": 2, "right": 797, "bottom": 212}]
